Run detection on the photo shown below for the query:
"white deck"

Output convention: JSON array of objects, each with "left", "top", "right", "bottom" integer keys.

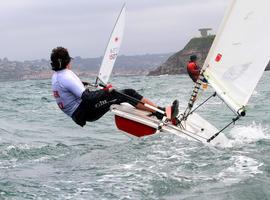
[{"left": 111, "top": 103, "right": 230, "bottom": 146}]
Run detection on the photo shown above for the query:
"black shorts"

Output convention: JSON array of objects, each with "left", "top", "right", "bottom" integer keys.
[{"left": 72, "top": 89, "right": 143, "bottom": 127}]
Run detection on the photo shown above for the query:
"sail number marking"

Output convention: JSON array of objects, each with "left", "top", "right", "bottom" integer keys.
[{"left": 109, "top": 47, "right": 119, "bottom": 60}]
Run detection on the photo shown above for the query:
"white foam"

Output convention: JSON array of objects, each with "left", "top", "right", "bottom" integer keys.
[
  {"left": 228, "top": 122, "right": 269, "bottom": 146},
  {"left": 218, "top": 155, "right": 263, "bottom": 185},
  {"left": 33, "top": 155, "right": 50, "bottom": 162},
  {"left": 6, "top": 144, "right": 31, "bottom": 150}
]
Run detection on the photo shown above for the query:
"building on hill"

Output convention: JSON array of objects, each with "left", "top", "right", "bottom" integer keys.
[
  {"left": 198, "top": 28, "right": 212, "bottom": 37},
  {"left": 148, "top": 31, "right": 270, "bottom": 76}
]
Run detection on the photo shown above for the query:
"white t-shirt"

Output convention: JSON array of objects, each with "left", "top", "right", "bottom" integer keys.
[{"left": 51, "top": 69, "right": 85, "bottom": 116}]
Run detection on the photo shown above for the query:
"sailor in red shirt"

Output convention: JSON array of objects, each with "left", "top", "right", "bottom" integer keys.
[{"left": 187, "top": 55, "right": 200, "bottom": 82}]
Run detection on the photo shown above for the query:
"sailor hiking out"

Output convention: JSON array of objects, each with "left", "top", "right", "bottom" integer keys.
[
  {"left": 186, "top": 54, "right": 208, "bottom": 84},
  {"left": 186, "top": 55, "right": 201, "bottom": 82},
  {"left": 51, "top": 47, "right": 179, "bottom": 127}
]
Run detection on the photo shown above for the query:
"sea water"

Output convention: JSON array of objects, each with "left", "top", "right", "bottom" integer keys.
[{"left": 0, "top": 72, "right": 269, "bottom": 200}]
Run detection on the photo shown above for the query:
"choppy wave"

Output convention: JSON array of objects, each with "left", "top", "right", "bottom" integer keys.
[
  {"left": 0, "top": 73, "right": 270, "bottom": 199},
  {"left": 229, "top": 122, "right": 270, "bottom": 146}
]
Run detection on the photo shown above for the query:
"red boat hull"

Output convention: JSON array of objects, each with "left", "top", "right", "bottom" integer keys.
[{"left": 115, "top": 115, "right": 157, "bottom": 137}]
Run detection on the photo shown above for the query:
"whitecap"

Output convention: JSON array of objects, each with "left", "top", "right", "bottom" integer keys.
[
  {"left": 228, "top": 122, "right": 269, "bottom": 146},
  {"left": 218, "top": 155, "right": 263, "bottom": 185}
]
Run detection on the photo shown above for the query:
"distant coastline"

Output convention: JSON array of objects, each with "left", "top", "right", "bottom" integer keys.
[
  {"left": 1, "top": 35, "right": 269, "bottom": 81},
  {"left": 0, "top": 53, "right": 171, "bottom": 81}
]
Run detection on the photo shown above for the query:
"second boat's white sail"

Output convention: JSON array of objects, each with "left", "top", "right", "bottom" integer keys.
[
  {"left": 203, "top": 0, "right": 270, "bottom": 115},
  {"left": 96, "top": 4, "right": 126, "bottom": 85}
]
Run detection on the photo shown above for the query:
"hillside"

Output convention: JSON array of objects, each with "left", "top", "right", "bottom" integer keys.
[
  {"left": 1, "top": 37, "right": 269, "bottom": 81},
  {"left": 148, "top": 35, "right": 270, "bottom": 76},
  {"left": 0, "top": 53, "right": 171, "bottom": 81}
]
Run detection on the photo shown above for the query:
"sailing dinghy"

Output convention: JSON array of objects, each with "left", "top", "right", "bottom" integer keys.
[
  {"left": 95, "top": 4, "right": 126, "bottom": 86},
  {"left": 96, "top": 1, "right": 270, "bottom": 146}
]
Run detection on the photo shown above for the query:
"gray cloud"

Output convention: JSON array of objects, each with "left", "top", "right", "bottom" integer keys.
[{"left": 0, "top": 0, "right": 229, "bottom": 61}]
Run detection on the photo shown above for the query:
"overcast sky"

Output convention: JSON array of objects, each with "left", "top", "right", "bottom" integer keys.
[{"left": 0, "top": 0, "right": 230, "bottom": 61}]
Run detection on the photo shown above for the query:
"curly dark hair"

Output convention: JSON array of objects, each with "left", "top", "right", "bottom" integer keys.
[
  {"left": 190, "top": 54, "right": 197, "bottom": 62},
  {"left": 50, "top": 47, "right": 72, "bottom": 71}
]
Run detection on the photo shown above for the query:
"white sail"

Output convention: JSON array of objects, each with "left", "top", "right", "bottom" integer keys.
[
  {"left": 203, "top": 0, "right": 270, "bottom": 115},
  {"left": 97, "top": 4, "right": 126, "bottom": 85}
]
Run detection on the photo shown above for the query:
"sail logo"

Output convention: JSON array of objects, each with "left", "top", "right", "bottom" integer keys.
[
  {"left": 223, "top": 62, "right": 252, "bottom": 81},
  {"left": 215, "top": 53, "right": 222, "bottom": 62},
  {"left": 109, "top": 47, "right": 119, "bottom": 60}
]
